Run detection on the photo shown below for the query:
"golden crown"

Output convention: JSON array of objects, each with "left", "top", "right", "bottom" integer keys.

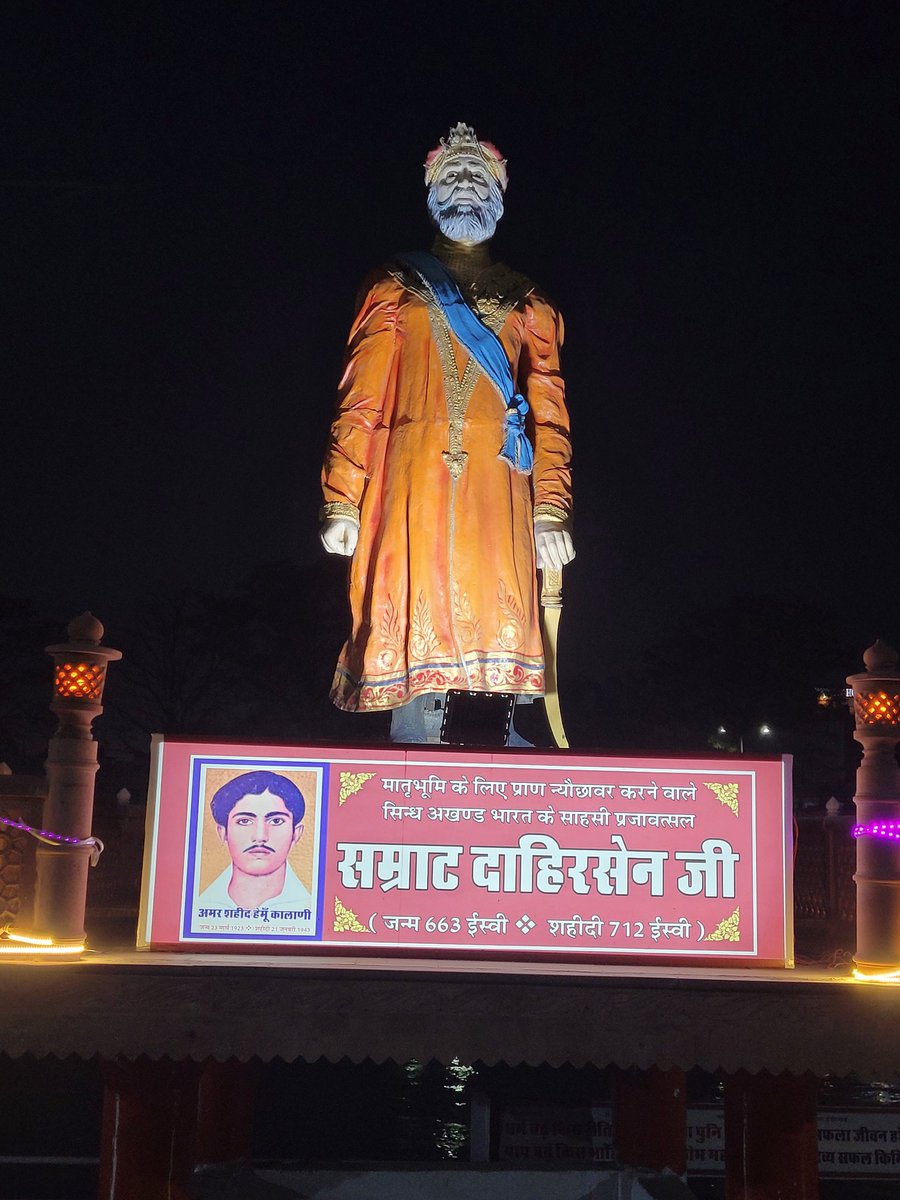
[{"left": 424, "top": 122, "right": 508, "bottom": 191}]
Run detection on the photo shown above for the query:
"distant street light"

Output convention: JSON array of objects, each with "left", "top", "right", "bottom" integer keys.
[{"left": 712, "top": 724, "right": 774, "bottom": 754}]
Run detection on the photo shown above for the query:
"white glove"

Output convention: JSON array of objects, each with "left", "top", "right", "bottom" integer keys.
[
  {"left": 534, "top": 521, "right": 575, "bottom": 571},
  {"left": 320, "top": 517, "right": 359, "bottom": 557}
]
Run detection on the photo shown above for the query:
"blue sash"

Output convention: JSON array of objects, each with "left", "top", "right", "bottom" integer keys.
[{"left": 396, "top": 251, "right": 533, "bottom": 474}]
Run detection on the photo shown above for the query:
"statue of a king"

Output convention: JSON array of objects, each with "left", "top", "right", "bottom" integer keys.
[{"left": 320, "top": 123, "right": 575, "bottom": 743}]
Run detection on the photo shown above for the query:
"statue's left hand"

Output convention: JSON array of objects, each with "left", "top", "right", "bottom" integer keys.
[
  {"left": 320, "top": 517, "right": 359, "bottom": 556},
  {"left": 534, "top": 521, "right": 575, "bottom": 571}
]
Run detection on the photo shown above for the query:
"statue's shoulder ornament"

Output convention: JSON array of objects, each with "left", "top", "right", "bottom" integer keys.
[{"left": 472, "top": 262, "right": 535, "bottom": 321}]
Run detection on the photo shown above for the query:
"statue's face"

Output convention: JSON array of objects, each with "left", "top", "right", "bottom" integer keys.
[
  {"left": 433, "top": 155, "right": 494, "bottom": 208},
  {"left": 427, "top": 154, "right": 504, "bottom": 245}
]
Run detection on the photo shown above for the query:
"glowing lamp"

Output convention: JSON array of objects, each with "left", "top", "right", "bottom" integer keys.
[
  {"left": 46, "top": 612, "right": 120, "bottom": 714},
  {"left": 848, "top": 642, "right": 900, "bottom": 737},
  {"left": 855, "top": 689, "right": 900, "bottom": 727},
  {"left": 54, "top": 661, "right": 106, "bottom": 701}
]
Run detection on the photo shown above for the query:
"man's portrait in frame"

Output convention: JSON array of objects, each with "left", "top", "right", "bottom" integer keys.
[{"left": 189, "top": 763, "right": 323, "bottom": 939}]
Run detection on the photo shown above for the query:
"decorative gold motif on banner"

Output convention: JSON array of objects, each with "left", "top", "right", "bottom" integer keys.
[
  {"left": 339, "top": 771, "right": 376, "bottom": 805},
  {"left": 334, "top": 897, "right": 370, "bottom": 932},
  {"left": 704, "top": 781, "right": 739, "bottom": 816},
  {"left": 706, "top": 906, "right": 740, "bottom": 941}
]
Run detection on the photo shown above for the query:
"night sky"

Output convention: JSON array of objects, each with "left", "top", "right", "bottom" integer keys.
[{"left": 5, "top": 2, "right": 898, "bottom": 712}]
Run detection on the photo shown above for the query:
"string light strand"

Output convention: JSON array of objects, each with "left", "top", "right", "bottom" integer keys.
[{"left": 0, "top": 814, "right": 103, "bottom": 865}]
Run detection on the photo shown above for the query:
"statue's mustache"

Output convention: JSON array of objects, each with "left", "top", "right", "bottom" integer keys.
[
  {"left": 442, "top": 203, "right": 491, "bottom": 226},
  {"left": 427, "top": 179, "right": 504, "bottom": 236}
]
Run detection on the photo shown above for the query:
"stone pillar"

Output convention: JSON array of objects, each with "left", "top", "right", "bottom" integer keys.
[
  {"left": 612, "top": 1065, "right": 687, "bottom": 1174},
  {"left": 35, "top": 613, "right": 121, "bottom": 945},
  {"left": 723, "top": 1070, "right": 819, "bottom": 1199},
  {"left": 98, "top": 1058, "right": 200, "bottom": 1200},
  {"left": 847, "top": 641, "right": 900, "bottom": 974}
]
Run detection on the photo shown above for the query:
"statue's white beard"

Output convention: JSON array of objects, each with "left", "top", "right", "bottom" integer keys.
[{"left": 427, "top": 182, "right": 504, "bottom": 245}]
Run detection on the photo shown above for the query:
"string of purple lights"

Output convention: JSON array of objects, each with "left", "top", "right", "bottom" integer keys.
[
  {"left": 853, "top": 821, "right": 900, "bottom": 842},
  {"left": 0, "top": 813, "right": 103, "bottom": 858}
]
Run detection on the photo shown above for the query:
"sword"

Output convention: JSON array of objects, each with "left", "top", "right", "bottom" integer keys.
[{"left": 540, "top": 567, "right": 569, "bottom": 749}]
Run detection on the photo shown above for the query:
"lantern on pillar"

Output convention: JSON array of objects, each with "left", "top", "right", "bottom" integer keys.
[
  {"left": 48, "top": 612, "right": 119, "bottom": 723},
  {"left": 847, "top": 640, "right": 900, "bottom": 978}
]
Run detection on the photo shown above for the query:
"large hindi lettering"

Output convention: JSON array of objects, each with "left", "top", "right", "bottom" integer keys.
[
  {"left": 336, "top": 842, "right": 463, "bottom": 891},
  {"left": 469, "top": 834, "right": 668, "bottom": 896},
  {"left": 675, "top": 839, "right": 739, "bottom": 898}
]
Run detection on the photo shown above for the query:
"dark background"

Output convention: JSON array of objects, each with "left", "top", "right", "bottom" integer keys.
[{"left": 3, "top": 1, "right": 898, "bottom": 772}]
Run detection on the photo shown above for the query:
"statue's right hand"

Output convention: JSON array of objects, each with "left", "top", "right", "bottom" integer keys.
[{"left": 320, "top": 517, "right": 359, "bottom": 557}]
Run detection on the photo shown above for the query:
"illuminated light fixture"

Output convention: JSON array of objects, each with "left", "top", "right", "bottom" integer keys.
[
  {"left": 0, "top": 813, "right": 103, "bottom": 858},
  {"left": 712, "top": 724, "right": 771, "bottom": 753},
  {"left": 5, "top": 930, "right": 55, "bottom": 946},
  {"left": 47, "top": 614, "right": 118, "bottom": 712},
  {"left": 0, "top": 941, "right": 85, "bottom": 957},
  {"left": 0, "top": 927, "right": 85, "bottom": 957},
  {"left": 852, "top": 965, "right": 900, "bottom": 985},
  {"left": 54, "top": 661, "right": 105, "bottom": 700},
  {"left": 853, "top": 821, "right": 900, "bottom": 841},
  {"left": 855, "top": 689, "right": 900, "bottom": 726}
]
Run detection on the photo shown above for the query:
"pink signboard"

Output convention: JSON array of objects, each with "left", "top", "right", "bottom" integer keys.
[{"left": 137, "top": 737, "right": 793, "bottom": 965}]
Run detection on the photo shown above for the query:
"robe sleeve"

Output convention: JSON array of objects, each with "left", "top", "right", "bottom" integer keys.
[
  {"left": 320, "top": 275, "right": 402, "bottom": 521},
  {"left": 519, "top": 295, "right": 573, "bottom": 522}
]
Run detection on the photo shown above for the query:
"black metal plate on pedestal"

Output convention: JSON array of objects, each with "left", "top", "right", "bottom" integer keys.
[{"left": 440, "top": 690, "right": 514, "bottom": 747}]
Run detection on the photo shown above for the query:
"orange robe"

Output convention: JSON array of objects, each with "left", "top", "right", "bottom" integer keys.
[{"left": 321, "top": 260, "right": 572, "bottom": 712}]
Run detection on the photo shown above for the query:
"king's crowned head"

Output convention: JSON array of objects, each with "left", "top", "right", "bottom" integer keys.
[{"left": 424, "top": 122, "right": 508, "bottom": 193}]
